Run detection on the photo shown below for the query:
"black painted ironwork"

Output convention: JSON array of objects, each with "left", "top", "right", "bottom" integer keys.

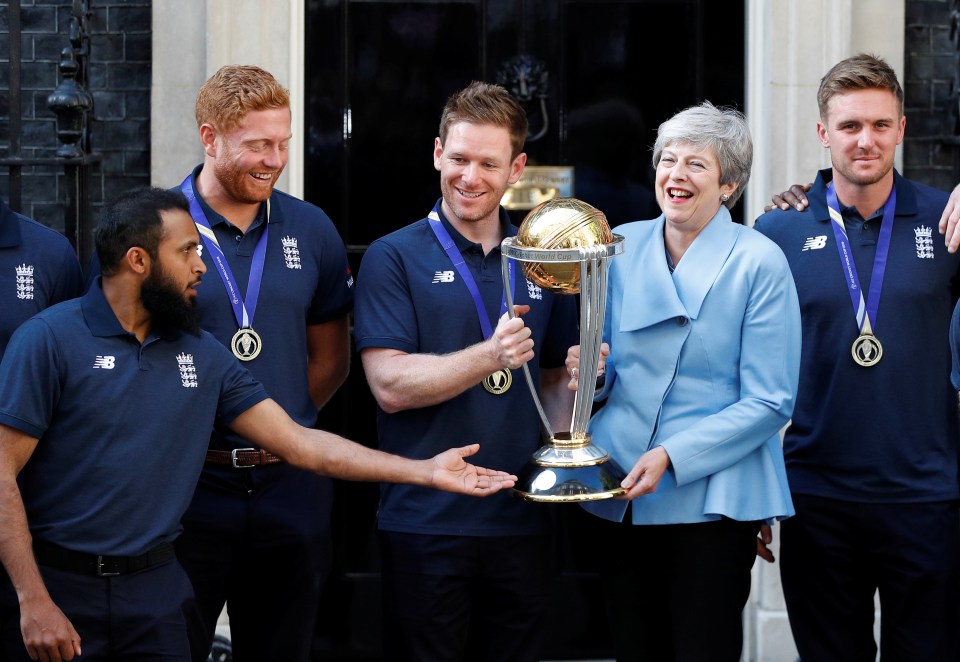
[
  {"left": 949, "top": 0, "right": 960, "bottom": 179},
  {"left": 1, "top": 0, "right": 101, "bottom": 263}
]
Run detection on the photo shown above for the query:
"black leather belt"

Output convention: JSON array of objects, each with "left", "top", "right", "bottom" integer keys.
[
  {"left": 33, "top": 539, "right": 175, "bottom": 577},
  {"left": 205, "top": 448, "right": 283, "bottom": 468}
]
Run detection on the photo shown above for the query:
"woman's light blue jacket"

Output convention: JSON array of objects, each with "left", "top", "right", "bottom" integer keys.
[{"left": 583, "top": 207, "right": 801, "bottom": 525}]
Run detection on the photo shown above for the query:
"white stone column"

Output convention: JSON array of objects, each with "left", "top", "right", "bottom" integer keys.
[{"left": 151, "top": 0, "right": 304, "bottom": 197}]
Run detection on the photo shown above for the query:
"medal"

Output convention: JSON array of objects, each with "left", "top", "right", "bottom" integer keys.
[
  {"left": 851, "top": 333, "right": 882, "bottom": 367},
  {"left": 181, "top": 176, "right": 270, "bottom": 364},
  {"left": 826, "top": 181, "right": 895, "bottom": 368},
  {"left": 482, "top": 368, "right": 512, "bottom": 395},
  {"left": 231, "top": 327, "right": 263, "bottom": 361},
  {"left": 427, "top": 204, "right": 518, "bottom": 394}
]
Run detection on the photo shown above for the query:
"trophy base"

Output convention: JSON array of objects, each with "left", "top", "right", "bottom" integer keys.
[{"left": 512, "top": 434, "right": 628, "bottom": 502}]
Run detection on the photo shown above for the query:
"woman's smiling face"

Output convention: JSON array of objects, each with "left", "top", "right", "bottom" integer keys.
[{"left": 655, "top": 142, "right": 736, "bottom": 231}]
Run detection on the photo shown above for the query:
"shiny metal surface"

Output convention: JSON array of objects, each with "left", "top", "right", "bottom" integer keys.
[
  {"left": 515, "top": 197, "right": 613, "bottom": 293},
  {"left": 514, "top": 460, "right": 628, "bottom": 502},
  {"left": 502, "top": 197, "right": 627, "bottom": 502}
]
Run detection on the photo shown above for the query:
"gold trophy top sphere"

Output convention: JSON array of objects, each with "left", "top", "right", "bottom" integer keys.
[{"left": 515, "top": 197, "right": 613, "bottom": 293}]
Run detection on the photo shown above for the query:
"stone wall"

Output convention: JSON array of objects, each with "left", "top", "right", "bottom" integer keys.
[
  {"left": 903, "top": 0, "right": 959, "bottom": 190},
  {"left": 0, "top": 0, "right": 151, "bottom": 232}
]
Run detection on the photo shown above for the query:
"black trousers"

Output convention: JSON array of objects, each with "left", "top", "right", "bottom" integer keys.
[
  {"left": 175, "top": 464, "right": 333, "bottom": 662},
  {"left": 0, "top": 557, "right": 195, "bottom": 661},
  {"left": 379, "top": 531, "right": 553, "bottom": 662},
  {"left": 576, "top": 508, "right": 760, "bottom": 662},
  {"left": 780, "top": 494, "right": 960, "bottom": 662}
]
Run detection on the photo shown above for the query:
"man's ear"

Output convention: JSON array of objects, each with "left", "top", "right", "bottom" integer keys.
[
  {"left": 124, "top": 246, "right": 151, "bottom": 276},
  {"left": 199, "top": 124, "right": 218, "bottom": 158},
  {"left": 816, "top": 119, "right": 830, "bottom": 149},
  {"left": 508, "top": 152, "right": 527, "bottom": 185},
  {"left": 433, "top": 137, "right": 444, "bottom": 172}
]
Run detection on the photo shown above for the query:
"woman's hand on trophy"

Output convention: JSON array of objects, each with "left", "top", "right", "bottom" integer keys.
[
  {"left": 564, "top": 343, "right": 610, "bottom": 391},
  {"left": 490, "top": 305, "right": 534, "bottom": 370}
]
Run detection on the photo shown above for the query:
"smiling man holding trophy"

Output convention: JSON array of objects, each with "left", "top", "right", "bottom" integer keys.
[{"left": 354, "top": 81, "right": 580, "bottom": 662}]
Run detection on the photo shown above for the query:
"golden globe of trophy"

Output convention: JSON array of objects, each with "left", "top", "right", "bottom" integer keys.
[{"left": 500, "top": 197, "right": 627, "bottom": 501}]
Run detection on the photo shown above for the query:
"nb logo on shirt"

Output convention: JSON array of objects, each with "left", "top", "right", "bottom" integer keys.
[
  {"left": 93, "top": 356, "right": 116, "bottom": 370},
  {"left": 432, "top": 271, "right": 455, "bottom": 283},
  {"left": 802, "top": 235, "right": 828, "bottom": 251}
]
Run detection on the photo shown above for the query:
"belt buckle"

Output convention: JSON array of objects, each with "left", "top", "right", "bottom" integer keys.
[
  {"left": 231, "top": 448, "right": 256, "bottom": 469},
  {"left": 96, "top": 555, "right": 120, "bottom": 577}
]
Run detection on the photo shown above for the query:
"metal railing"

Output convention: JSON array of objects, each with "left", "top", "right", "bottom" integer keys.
[{"left": 1, "top": 0, "right": 101, "bottom": 264}]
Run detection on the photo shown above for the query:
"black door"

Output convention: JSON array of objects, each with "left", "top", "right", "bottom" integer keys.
[{"left": 306, "top": 1, "right": 744, "bottom": 658}]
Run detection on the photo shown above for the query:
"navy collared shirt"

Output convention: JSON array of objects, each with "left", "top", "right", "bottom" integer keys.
[
  {"left": 354, "top": 201, "right": 579, "bottom": 536},
  {"left": 0, "top": 279, "right": 268, "bottom": 555},
  {"left": 755, "top": 169, "right": 960, "bottom": 502},
  {"left": 185, "top": 166, "right": 354, "bottom": 451},
  {"left": 0, "top": 198, "right": 82, "bottom": 357}
]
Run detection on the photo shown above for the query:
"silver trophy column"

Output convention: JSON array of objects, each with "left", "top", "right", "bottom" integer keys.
[{"left": 500, "top": 222, "right": 627, "bottom": 502}]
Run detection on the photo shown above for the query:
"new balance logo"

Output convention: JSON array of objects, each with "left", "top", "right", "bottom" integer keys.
[
  {"left": 93, "top": 356, "right": 116, "bottom": 369},
  {"left": 432, "top": 271, "right": 455, "bottom": 283},
  {"left": 802, "top": 235, "right": 828, "bottom": 251}
]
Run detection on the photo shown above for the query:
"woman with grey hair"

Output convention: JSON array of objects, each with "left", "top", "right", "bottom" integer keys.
[{"left": 567, "top": 102, "right": 801, "bottom": 661}]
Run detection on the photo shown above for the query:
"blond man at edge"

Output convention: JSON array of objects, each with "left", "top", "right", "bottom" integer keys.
[{"left": 755, "top": 54, "right": 960, "bottom": 661}]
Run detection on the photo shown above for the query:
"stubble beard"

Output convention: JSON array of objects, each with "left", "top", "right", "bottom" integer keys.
[{"left": 213, "top": 151, "right": 280, "bottom": 206}]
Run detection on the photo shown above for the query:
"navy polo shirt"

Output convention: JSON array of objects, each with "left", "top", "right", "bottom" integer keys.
[
  {"left": 354, "top": 201, "right": 579, "bottom": 536},
  {"left": 0, "top": 280, "right": 268, "bottom": 556},
  {"left": 755, "top": 169, "right": 960, "bottom": 503},
  {"left": 186, "top": 165, "right": 353, "bottom": 449},
  {"left": 0, "top": 198, "right": 82, "bottom": 357}
]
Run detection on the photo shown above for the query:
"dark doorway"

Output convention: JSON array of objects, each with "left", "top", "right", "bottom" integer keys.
[{"left": 306, "top": 1, "right": 744, "bottom": 658}]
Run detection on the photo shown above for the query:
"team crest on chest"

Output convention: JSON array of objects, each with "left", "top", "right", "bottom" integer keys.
[
  {"left": 282, "top": 235, "right": 302, "bottom": 269},
  {"left": 177, "top": 353, "right": 198, "bottom": 388},
  {"left": 914, "top": 225, "right": 934, "bottom": 259},
  {"left": 16, "top": 263, "right": 35, "bottom": 300},
  {"left": 526, "top": 279, "right": 543, "bottom": 301}
]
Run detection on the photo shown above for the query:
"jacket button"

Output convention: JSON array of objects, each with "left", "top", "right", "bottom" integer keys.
[{"left": 677, "top": 316, "right": 688, "bottom": 327}]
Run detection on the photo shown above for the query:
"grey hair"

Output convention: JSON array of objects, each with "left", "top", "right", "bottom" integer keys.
[{"left": 651, "top": 101, "right": 753, "bottom": 208}]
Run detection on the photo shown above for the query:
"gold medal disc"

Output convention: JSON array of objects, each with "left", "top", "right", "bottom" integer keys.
[
  {"left": 851, "top": 333, "right": 882, "bottom": 367},
  {"left": 482, "top": 368, "right": 512, "bottom": 395},
  {"left": 231, "top": 327, "right": 263, "bottom": 361}
]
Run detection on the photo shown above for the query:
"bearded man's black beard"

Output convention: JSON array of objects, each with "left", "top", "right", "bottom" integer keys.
[{"left": 141, "top": 267, "right": 201, "bottom": 337}]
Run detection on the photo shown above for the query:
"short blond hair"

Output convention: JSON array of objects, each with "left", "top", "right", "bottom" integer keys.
[
  {"left": 817, "top": 54, "right": 903, "bottom": 119},
  {"left": 439, "top": 81, "right": 528, "bottom": 159},
  {"left": 195, "top": 65, "right": 290, "bottom": 133}
]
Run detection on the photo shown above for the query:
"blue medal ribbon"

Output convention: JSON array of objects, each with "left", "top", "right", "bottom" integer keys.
[
  {"left": 180, "top": 175, "right": 269, "bottom": 331},
  {"left": 825, "top": 180, "right": 895, "bottom": 337},
  {"left": 427, "top": 203, "right": 515, "bottom": 340}
]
